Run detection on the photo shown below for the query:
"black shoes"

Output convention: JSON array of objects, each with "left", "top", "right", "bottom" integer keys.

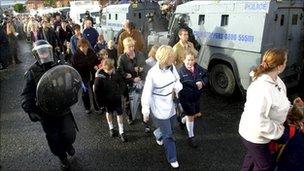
[
  {"left": 109, "top": 129, "right": 117, "bottom": 137},
  {"left": 127, "top": 118, "right": 134, "bottom": 125},
  {"left": 15, "top": 60, "right": 22, "bottom": 64},
  {"left": 144, "top": 125, "right": 151, "bottom": 133},
  {"left": 188, "top": 137, "right": 198, "bottom": 148},
  {"left": 120, "top": 133, "right": 127, "bottom": 142},
  {"left": 59, "top": 156, "right": 70, "bottom": 170},
  {"left": 0, "top": 66, "right": 8, "bottom": 70},
  {"left": 109, "top": 129, "right": 126, "bottom": 142},
  {"left": 143, "top": 121, "right": 151, "bottom": 133},
  {"left": 67, "top": 145, "right": 75, "bottom": 156},
  {"left": 179, "top": 122, "right": 185, "bottom": 130},
  {"left": 177, "top": 116, "right": 185, "bottom": 130}
]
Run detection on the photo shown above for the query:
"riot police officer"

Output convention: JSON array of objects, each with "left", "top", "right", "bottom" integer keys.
[
  {"left": 168, "top": 14, "right": 201, "bottom": 51},
  {"left": 21, "top": 40, "right": 78, "bottom": 169}
]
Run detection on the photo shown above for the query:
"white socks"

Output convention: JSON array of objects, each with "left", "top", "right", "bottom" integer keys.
[
  {"left": 108, "top": 122, "right": 114, "bottom": 130},
  {"left": 118, "top": 123, "right": 124, "bottom": 135},
  {"left": 181, "top": 116, "right": 187, "bottom": 124},
  {"left": 186, "top": 120, "right": 194, "bottom": 138},
  {"left": 107, "top": 114, "right": 124, "bottom": 134}
]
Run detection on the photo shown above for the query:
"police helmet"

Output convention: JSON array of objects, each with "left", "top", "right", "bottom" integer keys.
[
  {"left": 32, "top": 40, "right": 54, "bottom": 65},
  {"left": 178, "top": 14, "right": 189, "bottom": 25}
]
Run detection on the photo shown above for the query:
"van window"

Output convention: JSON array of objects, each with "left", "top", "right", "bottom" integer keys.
[
  {"left": 133, "top": 13, "right": 136, "bottom": 17},
  {"left": 139, "top": 13, "right": 142, "bottom": 19},
  {"left": 292, "top": 14, "right": 298, "bottom": 25},
  {"left": 115, "top": 14, "right": 118, "bottom": 20},
  {"left": 280, "top": 15, "right": 284, "bottom": 26},
  {"left": 109, "top": 14, "right": 111, "bottom": 20},
  {"left": 221, "top": 15, "right": 229, "bottom": 26},
  {"left": 198, "top": 15, "right": 205, "bottom": 25}
]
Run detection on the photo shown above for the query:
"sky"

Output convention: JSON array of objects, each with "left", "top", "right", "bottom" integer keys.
[{"left": 0, "top": 0, "right": 27, "bottom": 6}]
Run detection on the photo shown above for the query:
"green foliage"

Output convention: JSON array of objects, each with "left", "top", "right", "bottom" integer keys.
[
  {"left": 43, "top": 0, "right": 56, "bottom": 7},
  {"left": 13, "top": 3, "right": 26, "bottom": 13}
]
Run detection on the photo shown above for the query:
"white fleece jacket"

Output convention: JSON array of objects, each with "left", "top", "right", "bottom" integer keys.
[
  {"left": 141, "top": 63, "right": 183, "bottom": 120},
  {"left": 239, "top": 74, "right": 290, "bottom": 144}
]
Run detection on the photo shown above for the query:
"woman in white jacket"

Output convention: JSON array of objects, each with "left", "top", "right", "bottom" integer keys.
[
  {"left": 239, "top": 49, "right": 290, "bottom": 171},
  {"left": 141, "top": 45, "right": 183, "bottom": 169}
]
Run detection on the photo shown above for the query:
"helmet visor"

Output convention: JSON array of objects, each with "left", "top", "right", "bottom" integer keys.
[{"left": 33, "top": 44, "right": 54, "bottom": 64}]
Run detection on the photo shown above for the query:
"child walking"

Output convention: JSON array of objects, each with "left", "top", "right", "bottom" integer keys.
[
  {"left": 94, "top": 34, "right": 107, "bottom": 53},
  {"left": 94, "top": 58, "right": 128, "bottom": 142},
  {"left": 178, "top": 51, "right": 208, "bottom": 148},
  {"left": 96, "top": 49, "right": 108, "bottom": 69}
]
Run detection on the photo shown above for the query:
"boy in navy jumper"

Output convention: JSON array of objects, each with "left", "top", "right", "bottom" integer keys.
[{"left": 94, "top": 58, "right": 128, "bottom": 142}]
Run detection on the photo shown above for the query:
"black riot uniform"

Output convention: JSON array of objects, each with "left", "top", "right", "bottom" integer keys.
[
  {"left": 21, "top": 40, "right": 77, "bottom": 169},
  {"left": 168, "top": 14, "right": 201, "bottom": 51}
]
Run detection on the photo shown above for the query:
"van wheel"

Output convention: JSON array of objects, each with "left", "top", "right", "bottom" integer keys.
[{"left": 210, "top": 64, "right": 236, "bottom": 96}]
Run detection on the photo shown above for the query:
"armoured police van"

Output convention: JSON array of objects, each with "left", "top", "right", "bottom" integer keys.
[
  {"left": 151, "top": 0, "right": 304, "bottom": 96},
  {"left": 69, "top": 1, "right": 102, "bottom": 28},
  {"left": 100, "top": 2, "right": 167, "bottom": 42}
]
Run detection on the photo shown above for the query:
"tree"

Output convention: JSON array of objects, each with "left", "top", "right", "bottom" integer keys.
[
  {"left": 44, "top": 0, "right": 56, "bottom": 7},
  {"left": 13, "top": 3, "right": 26, "bottom": 13}
]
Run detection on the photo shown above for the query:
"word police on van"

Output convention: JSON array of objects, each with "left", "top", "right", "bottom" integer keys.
[{"left": 149, "top": 0, "right": 304, "bottom": 96}]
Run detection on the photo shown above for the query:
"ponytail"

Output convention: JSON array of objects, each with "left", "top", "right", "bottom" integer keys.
[
  {"left": 253, "top": 61, "right": 272, "bottom": 79},
  {"left": 253, "top": 48, "right": 287, "bottom": 79}
]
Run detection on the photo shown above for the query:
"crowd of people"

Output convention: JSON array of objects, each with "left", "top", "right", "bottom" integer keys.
[
  {"left": 0, "top": 9, "right": 302, "bottom": 170},
  {"left": 13, "top": 11, "right": 210, "bottom": 169}
]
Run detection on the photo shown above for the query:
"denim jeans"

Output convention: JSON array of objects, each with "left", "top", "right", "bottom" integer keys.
[{"left": 154, "top": 115, "right": 178, "bottom": 163}]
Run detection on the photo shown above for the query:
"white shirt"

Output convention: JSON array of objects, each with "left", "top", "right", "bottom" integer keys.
[
  {"left": 239, "top": 74, "right": 290, "bottom": 144},
  {"left": 141, "top": 63, "right": 183, "bottom": 120}
]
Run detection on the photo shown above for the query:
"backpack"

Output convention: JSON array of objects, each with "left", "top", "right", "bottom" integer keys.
[{"left": 269, "top": 124, "right": 297, "bottom": 163}]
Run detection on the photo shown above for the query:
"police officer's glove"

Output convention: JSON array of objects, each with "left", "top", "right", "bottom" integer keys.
[{"left": 28, "top": 112, "right": 41, "bottom": 122}]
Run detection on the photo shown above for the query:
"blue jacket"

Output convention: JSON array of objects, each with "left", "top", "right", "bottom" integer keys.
[
  {"left": 94, "top": 42, "right": 107, "bottom": 53},
  {"left": 277, "top": 127, "right": 304, "bottom": 171},
  {"left": 178, "top": 63, "right": 208, "bottom": 103},
  {"left": 70, "top": 34, "right": 82, "bottom": 55},
  {"left": 83, "top": 27, "right": 99, "bottom": 48}
]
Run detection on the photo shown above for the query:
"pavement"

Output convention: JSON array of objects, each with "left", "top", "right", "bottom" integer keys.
[{"left": 0, "top": 40, "right": 246, "bottom": 170}]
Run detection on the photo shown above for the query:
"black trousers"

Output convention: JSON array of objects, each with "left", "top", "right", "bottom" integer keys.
[
  {"left": 0, "top": 47, "right": 8, "bottom": 68},
  {"left": 82, "top": 81, "right": 99, "bottom": 111},
  {"left": 241, "top": 138, "right": 274, "bottom": 171},
  {"left": 41, "top": 114, "right": 76, "bottom": 158}
]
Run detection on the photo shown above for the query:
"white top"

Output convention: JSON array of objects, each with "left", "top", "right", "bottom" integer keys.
[
  {"left": 239, "top": 74, "right": 290, "bottom": 144},
  {"left": 141, "top": 63, "right": 183, "bottom": 120}
]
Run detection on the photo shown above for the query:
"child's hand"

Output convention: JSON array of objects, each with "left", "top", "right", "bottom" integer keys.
[
  {"left": 196, "top": 81, "right": 203, "bottom": 90},
  {"left": 293, "top": 97, "right": 304, "bottom": 107},
  {"left": 134, "top": 77, "right": 141, "bottom": 83},
  {"left": 126, "top": 73, "right": 132, "bottom": 79}
]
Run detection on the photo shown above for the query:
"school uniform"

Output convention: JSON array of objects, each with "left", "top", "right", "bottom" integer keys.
[{"left": 178, "top": 63, "right": 208, "bottom": 115}]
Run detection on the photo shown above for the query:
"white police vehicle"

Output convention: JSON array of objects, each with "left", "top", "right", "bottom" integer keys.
[
  {"left": 100, "top": 2, "right": 167, "bottom": 42},
  {"left": 149, "top": 0, "right": 304, "bottom": 96},
  {"left": 69, "top": 1, "right": 102, "bottom": 29}
]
